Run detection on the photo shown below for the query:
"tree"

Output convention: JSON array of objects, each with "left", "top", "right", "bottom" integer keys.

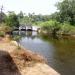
[
  {"left": 18, "top": 11, "right": 24, "bottom": 19},
  {"left": 6, "top": 12, "right": 19, "bottom": 28},
  {"left": 56, "top": 0, "right": 75, "bottom": 25},
  {"left": 50, "top": 12, "right": 60, "bottom": 22},
  {"left": 0, "top": 12, "right": 6, "bottom": 23},
  {"left": 0, "top": 6, "right": 6, "bottom": 23}
]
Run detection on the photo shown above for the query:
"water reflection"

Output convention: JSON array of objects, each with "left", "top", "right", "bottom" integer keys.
[
  {"left": 13, "top": 31, "right": 75, "bottom": 75},
  {"left": 40, "top": 34, "right": 75, "bottom": 75},
  {"left": 53, "top": 39, "right": 75, "bottom": 75},
  {"left": 13, "top": 31, "right": 38, "bottom": 39}
]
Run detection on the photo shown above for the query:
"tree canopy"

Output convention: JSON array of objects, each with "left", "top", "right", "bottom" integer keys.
[
  {"left": 56, "top": 0, "right": 75, "bottom": 25},
  {"left": 5, "top": 12, "right": 19, "bottom": 28}
]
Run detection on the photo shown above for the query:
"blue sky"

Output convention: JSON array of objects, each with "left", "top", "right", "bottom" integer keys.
[{"left": 0, "top": 0, "right": 59, "bottom": 15}]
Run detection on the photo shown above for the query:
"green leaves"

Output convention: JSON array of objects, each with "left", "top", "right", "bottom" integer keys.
[
  {"left": 56, "top": 0, "right": 75, "bottom": 25},
  {"left": 39, "top": 20, "right": 75, "bottom": 35},
  {"left": 58, "top": 22, "right": 75, "bottom": 34},
  {"left": 40, "top": 20, "right": 60, "bottom": 34},
  {"left": 5, "top": 12, "right": 19, "bottom": 28},
  {"left": 0, "top": 31, "right": 5, "bottom": 37}
]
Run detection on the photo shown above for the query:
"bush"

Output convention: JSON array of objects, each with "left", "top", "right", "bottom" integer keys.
[
  {"left": 13, "top": 35, "right": 22, "bottom": 49},
  {"left": 0, "top": 23, "right": 12, "bottom": 33},
  {"left": 40, "top": 21, "right": 75, "bottom": 35},
  {"left": 0, "top": 31, "right": 5, "bottom": 37},
  {"left": 59, "top": 23, "right": 75, "bottom": 35},
  {"left": 5, "top": 12, "right": 19, "bottom": 28},
  {"left": 40, "top": 20, "right": 60, "bottom": 34},
  {"left": 1, "top": 26, "right": 12, "bottom": 34}
]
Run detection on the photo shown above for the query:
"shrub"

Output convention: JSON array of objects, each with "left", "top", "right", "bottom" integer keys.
[
  {"left": 40, "top": 21, "right": 75, "bottom": 35},
  {"left": 0, "top": 31, "right": 5, "bottom": 37},
  {"left": 13, "top": 35, "right": 22, "bottom": 49},
  {"left": 40, "top": 20, "right": 60, "bottom": 34},
  {"left": 0, "top": 23, "right": 12, "bottom": 33},
  {"left": 59, "top": 23, "right": 75, "bottom": 35},
  {"left": 5, "top": 12, "right": 19, "bottom": 28}
]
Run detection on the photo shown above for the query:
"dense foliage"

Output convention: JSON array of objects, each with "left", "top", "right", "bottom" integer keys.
[
  {"left": 5, "top": 12, "right": 19, "bottom": 28},
  {"left": 38, "top": 20, "right": 75, "bottom": 35},
  {"left": 0, "top": 12, "right": 6, "bottom": 23},
  {"left": 51, "top": 0, "right": 75, "bottom": 25},
  {"left": 39, "top": 20, "right": 60, "bottom": 34},
  {"left": 17, "top": 12, "right": 51, "bottom": 25}
]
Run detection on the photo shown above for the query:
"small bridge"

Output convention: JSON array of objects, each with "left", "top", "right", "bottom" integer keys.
[
  {"left": 19, "top": 25, "right": 32, "bottom": 31},
  {"left": 14, "top": 24, "right": 40, "bottom": 31}
]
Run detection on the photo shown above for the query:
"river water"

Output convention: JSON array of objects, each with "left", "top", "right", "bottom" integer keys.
[{"left": 13, "top": 31, "right": 75, "bottom": 75}]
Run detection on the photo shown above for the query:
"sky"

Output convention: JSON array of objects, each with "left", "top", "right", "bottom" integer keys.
[{"left": 0, "top": 0, "right": 60, "bottom": 15}]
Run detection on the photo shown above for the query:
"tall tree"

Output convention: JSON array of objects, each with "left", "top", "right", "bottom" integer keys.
[
  {"left": 18, "top": 11, "right": 24, "bottom": 19},
  {"left": 0, "top": 5, "right": 6, "bottom": 23},
  {"left": 6, "top": 12, "right": 19, "bottom": 28},
  {"left": 56, "top": 0, "right": 75, "bottom": 25}
]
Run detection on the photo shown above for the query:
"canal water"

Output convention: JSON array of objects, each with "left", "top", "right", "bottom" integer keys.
[{"left": 13, "top": 31, "right": 75, "bottom": 75}]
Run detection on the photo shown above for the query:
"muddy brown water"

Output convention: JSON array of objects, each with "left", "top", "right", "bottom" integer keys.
[{"left": 13, "top": 31, "right": 75, "bottom": 75}]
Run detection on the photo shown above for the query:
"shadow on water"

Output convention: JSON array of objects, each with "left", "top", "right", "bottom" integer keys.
[{"left": 0, "top": 50, "right": 21, "bottom": 75}]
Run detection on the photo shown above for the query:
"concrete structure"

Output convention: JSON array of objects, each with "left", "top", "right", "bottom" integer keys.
[{"left": 14, "top": 25, "right": 40, "bottom": 31}]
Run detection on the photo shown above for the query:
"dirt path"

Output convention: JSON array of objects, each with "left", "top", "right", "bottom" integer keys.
[{"left": 0, "top": 37, "right": 17, "bottom": 52}]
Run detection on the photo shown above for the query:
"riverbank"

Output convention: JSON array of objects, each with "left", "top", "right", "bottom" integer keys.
[{"left": 0, "top": 36, "right": 60, "bottom": 75}]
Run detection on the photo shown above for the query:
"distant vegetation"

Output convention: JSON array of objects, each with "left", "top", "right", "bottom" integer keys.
[{"left": 0, "top": 0, "right": 75, "bottom": 36}]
